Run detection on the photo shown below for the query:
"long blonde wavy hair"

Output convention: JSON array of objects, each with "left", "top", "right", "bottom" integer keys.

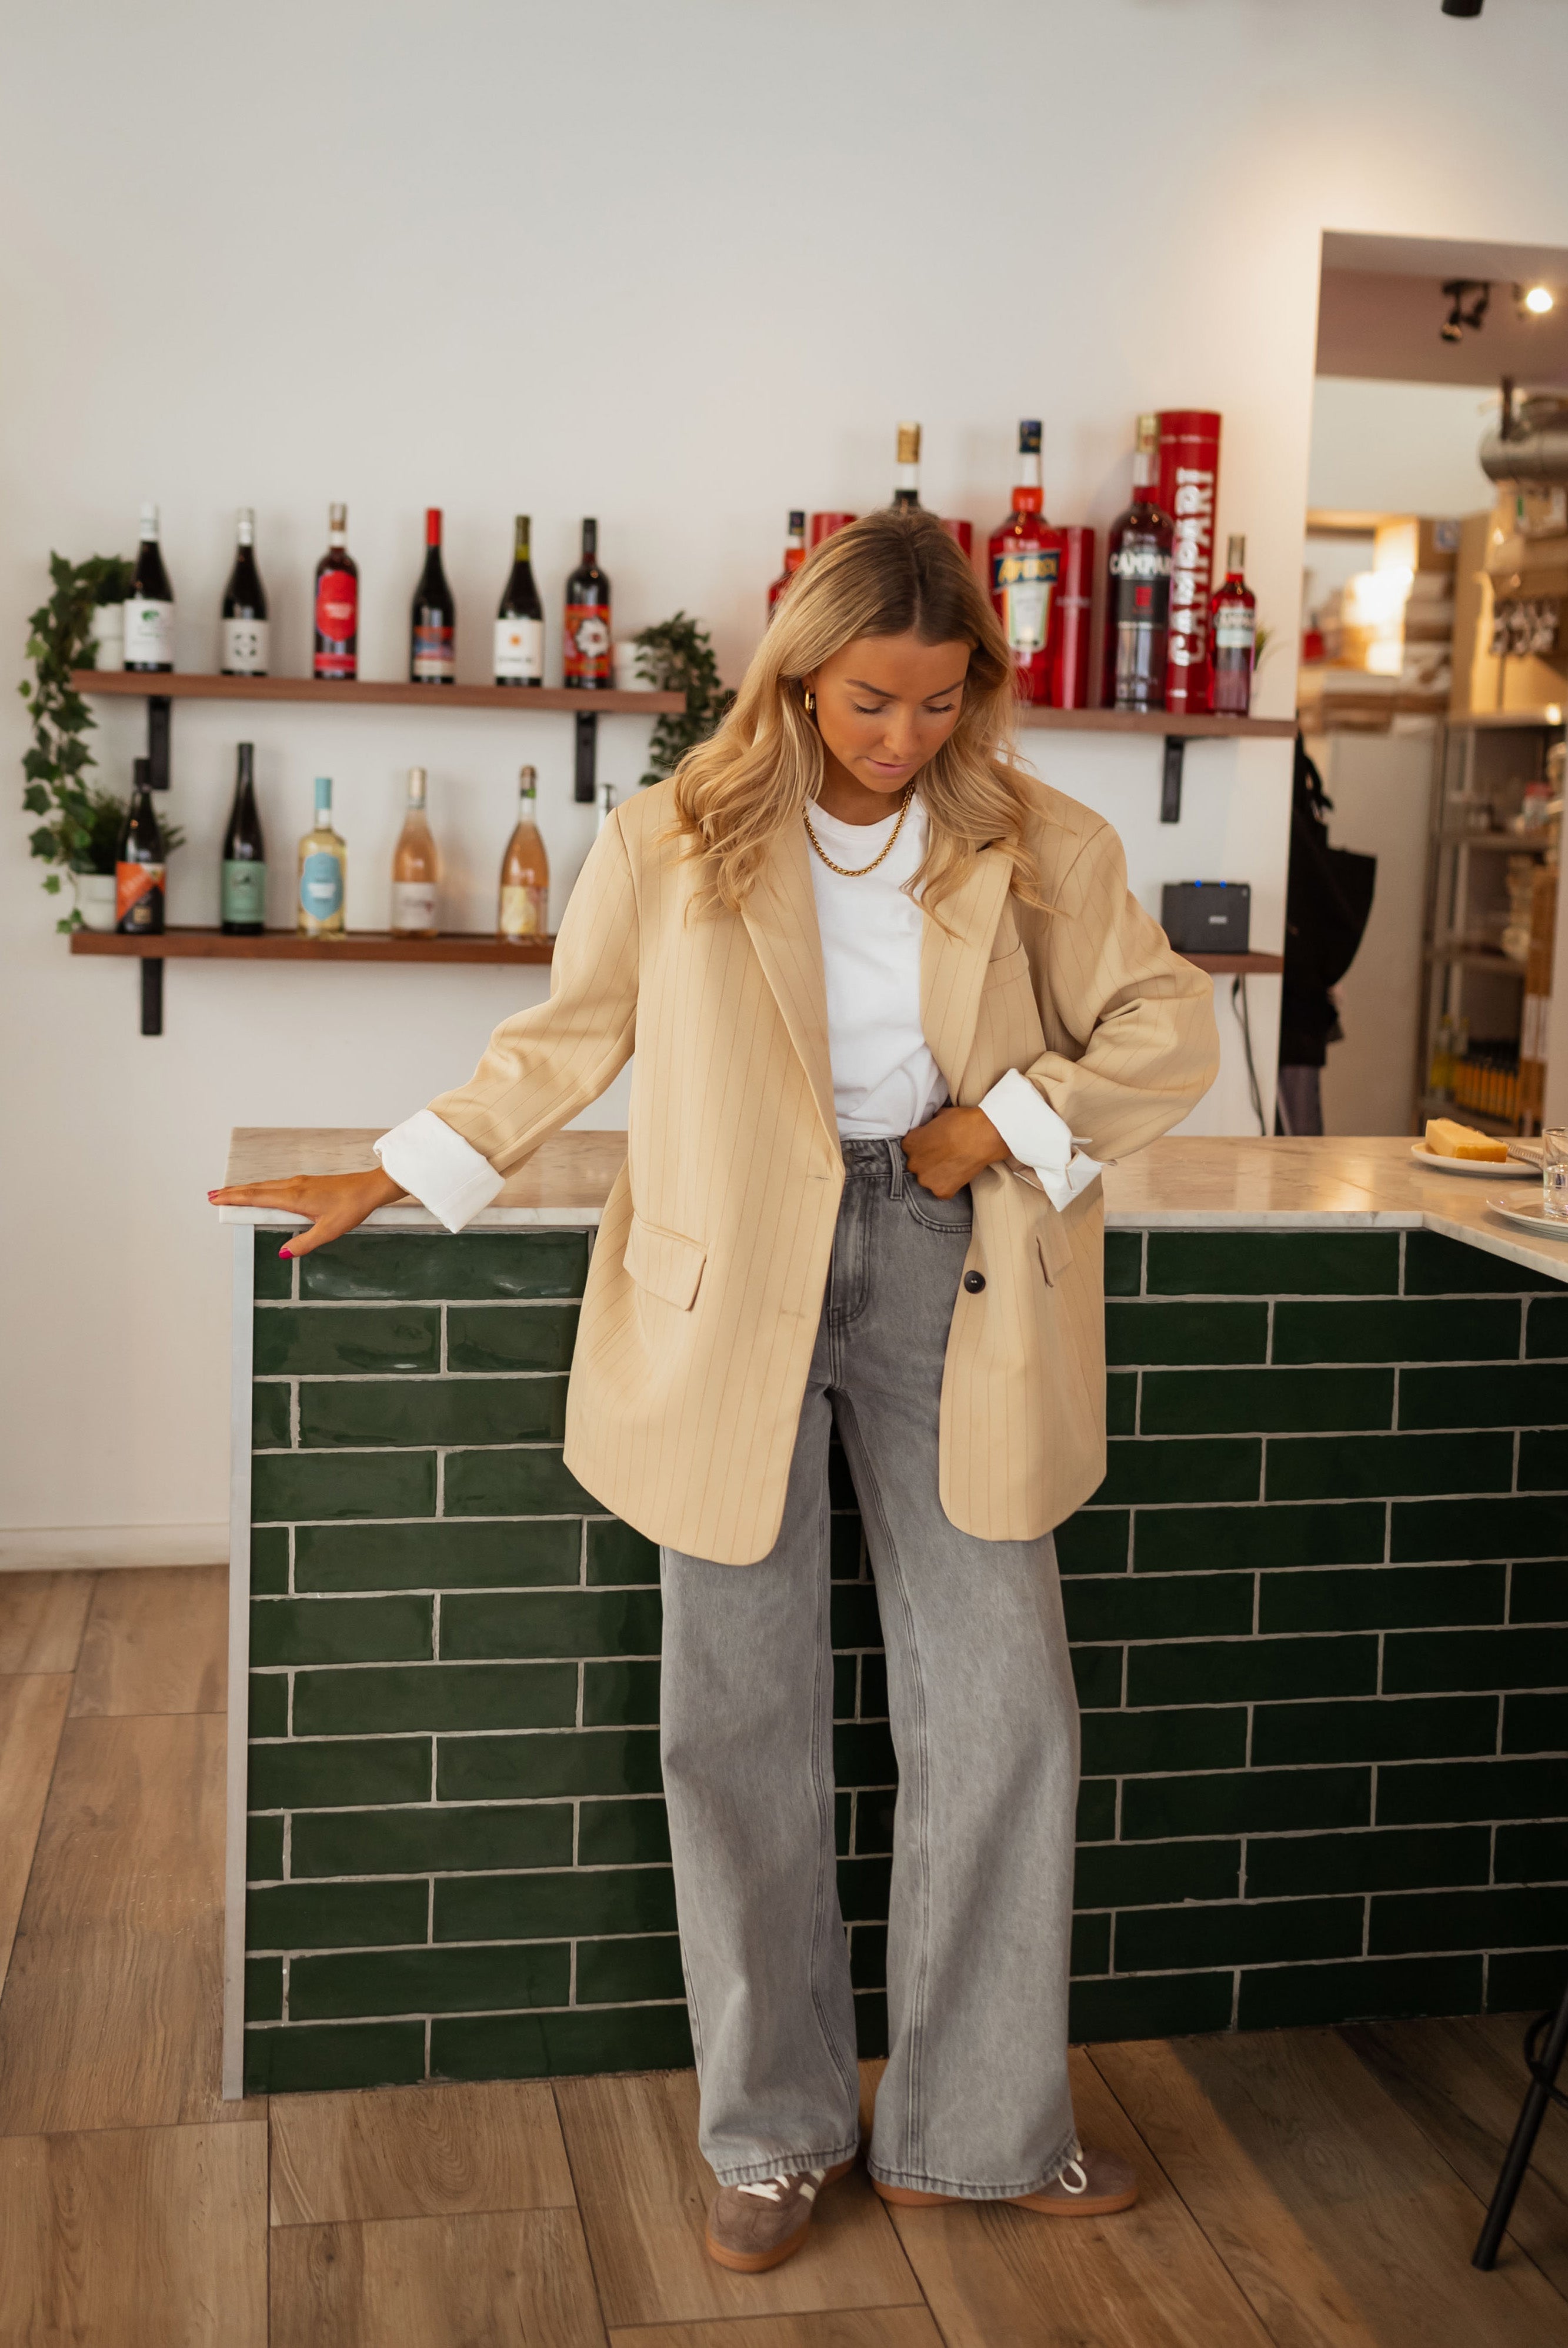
[{"left": 670, "top": 507, "right": 1045, "bottom": 919}]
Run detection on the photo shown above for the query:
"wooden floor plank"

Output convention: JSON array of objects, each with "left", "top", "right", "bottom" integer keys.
[
  {"left": 70, "top": 1563, "right": 228, "bottom": 1717},
  {"left": 0, "top": 1568, "right": 94, "bottom": 1673},
  {"left": 885, "top": 2046, "right": 1274, "bottom": 2348},
  {"left": 1093, "top": 2026, "right": 1566, "bottom": 2347},
  {"left": 1343, "top": 2012, "right": 1568, "bottom": 2298},
  {"left": 269, "top": 2204, "right": 606, "bottom": 2348},
  {"left": 0, "top": 1712, "right": 262, "bottom": 2133},
  {"left": 609, "top": 2312, "right": 945, "bottom": 2348},
  {"left": 0, "top": 2119, "right": 267, "bottom": 2346},
  {"left": 553, "top": 2069, "right": 922, "bottom": 2330},
  {"left": 0, "top": 1672, "right": 71, "bottom": 1987},
  {"left": 271, "top": 2077, "right": 577, "bottom": 2226}
]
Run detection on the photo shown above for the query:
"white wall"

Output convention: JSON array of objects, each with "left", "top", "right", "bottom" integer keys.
[
  {"left": 1308, "top": 378, "right": 1499, "bottom": 516},
  {"left": 5, "top": 0, "right": 1567, "bottom": 1552}
]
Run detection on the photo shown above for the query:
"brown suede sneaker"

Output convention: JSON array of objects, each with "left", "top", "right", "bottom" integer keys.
[
  {"left": 705, "top": 2156, "right": 856, "bottom": 2271},
  {"left": 873, "top": 2147, "right": 1138, "bottom": 2218}
]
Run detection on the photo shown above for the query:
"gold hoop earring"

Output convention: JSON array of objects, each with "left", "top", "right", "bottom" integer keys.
[{"left": 803, "top": 689, "right": 816, "bottom": 718}]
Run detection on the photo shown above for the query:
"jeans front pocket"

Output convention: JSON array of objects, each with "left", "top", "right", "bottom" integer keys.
[{"left": 901, "top": 1175, "right": 975, "bottom": 1237}]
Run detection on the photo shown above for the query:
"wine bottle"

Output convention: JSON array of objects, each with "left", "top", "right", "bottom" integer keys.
[
  {"left": 987, "top": 421, "right": 1061, "bottom": 706},
  {"left": 495, "top": 515, "right": 545, "bottom": 685},
  {"left": 298, "top": 777, "right": 346, "bottom": 937},
  {"left": 1102, "top": 415, "right": 1174, "bottom": 712},
  {"left": 563, "top": 519, "right": 611, "bottom": 688},
  {"left": 391, "top": 766, "right": 439, "bottom": 937},
  {"left": 124, "top": 505, "right": 175, "bottom": 672},
  {"left": 220, "top": 510, "right": 269, "bottom": 676},
  {"left": 767, "top": 510, "right": 806, "bottom": 623},
  {"left": 1209, "top": 534, "right": 1257, "bottom": 715},
  {"left": 499, "top": 765, "right": 550, "bottom": 940},
  {"left": 116, "top": 757, "right": 166, "bottom": 932},
  {"left": 313, "top": 504, "right": 358, "bottom": 681},
  {"left": 410, "top": 507, "right": 456, "bottom": 684},
  {"left": 221, "top": 742, "right": 266, "bottom": 935},
  {"left": 892, "top": 422, "right": 921, "bottom": 509}
]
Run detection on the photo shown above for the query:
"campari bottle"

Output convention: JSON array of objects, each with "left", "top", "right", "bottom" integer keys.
[
  {"left": 767, "top": 511, "right": 806, "bottom": 622},
  {"left": 1102, "top": 415, "right": 1173, "bottom": 712},
  {"left": 1209, "top": 535, "right": 1257, "bottom": 715},
  {"left": 988, "top": 421, "right": 1060, "bottom": 705}
]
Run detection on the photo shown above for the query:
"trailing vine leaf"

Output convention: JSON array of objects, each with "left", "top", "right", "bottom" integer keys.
[
  {"left": 631, "top": 611, "right": 736, "bottom": 787},
  {"left": 19, "top": 551, "right": 134, "bottom": 929}
]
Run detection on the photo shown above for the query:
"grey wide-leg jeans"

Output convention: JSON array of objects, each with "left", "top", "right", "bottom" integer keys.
[{"left": 659, "top": 1138, "right": 1081, "bottom": 2197}]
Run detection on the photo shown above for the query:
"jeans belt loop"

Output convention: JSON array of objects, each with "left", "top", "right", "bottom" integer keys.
[{"left": 886, "top": 1137, "right": 904, "bottom": 1200}]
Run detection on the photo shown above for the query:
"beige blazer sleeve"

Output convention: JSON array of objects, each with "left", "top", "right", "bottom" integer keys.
[
  {"left": 426, "top": 808, "right": 640, "bottom": 1171},
  {"left": 1014, "top": 818, "right": 1220, "bottom": 1160}
]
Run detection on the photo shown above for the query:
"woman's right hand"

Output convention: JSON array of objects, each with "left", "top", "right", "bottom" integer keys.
[{"left": 208, "top": 1166, "right": 405, "bottom": 1260}]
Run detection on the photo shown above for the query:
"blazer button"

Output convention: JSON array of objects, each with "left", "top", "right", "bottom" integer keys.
[{"left": 963, "top": 1270, "right": 986, "bottom": 1293}]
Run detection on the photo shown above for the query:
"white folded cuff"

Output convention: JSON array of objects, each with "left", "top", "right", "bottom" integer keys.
[
  {"left": 980, "top": 1067, "right": 1103, "bottom": 1214},
  {"left": 373, "top": 1109, "right": 504, "bottom": 1234}
]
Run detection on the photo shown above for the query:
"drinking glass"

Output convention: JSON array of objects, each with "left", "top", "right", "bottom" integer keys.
[{"left": 1544, "top": 1129, "right": 1568, "bottom": 1221}]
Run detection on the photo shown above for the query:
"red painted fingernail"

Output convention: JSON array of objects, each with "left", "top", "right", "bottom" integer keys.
[{"left": 278, "top": 1247, "right": 292, "bottom": 1260}]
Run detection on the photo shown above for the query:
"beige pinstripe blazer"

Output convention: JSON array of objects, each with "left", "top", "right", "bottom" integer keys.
[{"left": 428, "top": 775, "right": 1217, "bottom": 1564}]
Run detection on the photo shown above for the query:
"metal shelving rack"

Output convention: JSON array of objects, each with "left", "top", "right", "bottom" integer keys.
[{"left": 1417, "top": 711, "right": 1563, "bottom": 1133}]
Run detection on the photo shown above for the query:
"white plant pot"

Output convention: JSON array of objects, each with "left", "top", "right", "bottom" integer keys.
[
  {"left": 87, "top": 604, "right": 124, "bottom": 670},
  {"left": 74, "top": 872, "right": 118, "bottom": 932}
]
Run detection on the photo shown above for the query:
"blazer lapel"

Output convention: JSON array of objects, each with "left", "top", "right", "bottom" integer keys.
[
  {"left": 920, "top": 848, "right": 1013, "bottom": 1100},
  {"left": 740, "top": 820, "right": 840, "bottom": 1150}
]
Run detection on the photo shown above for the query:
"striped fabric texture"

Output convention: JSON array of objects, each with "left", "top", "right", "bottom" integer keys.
[{"left": 426, "top": 779, "right": 1218, "bottom": 1563}]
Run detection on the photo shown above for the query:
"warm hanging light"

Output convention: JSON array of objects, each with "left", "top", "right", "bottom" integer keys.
[{"left": 1519, "top": 283, "right": 1556, "bottom": 316}]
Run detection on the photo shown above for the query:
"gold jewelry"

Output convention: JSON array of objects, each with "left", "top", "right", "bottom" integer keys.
[
  {"left": 803, "top": 688, "right": 816, "bottom": 717},
  {"left": 803, "top": 784, "right": 914, "bottom": 877}
]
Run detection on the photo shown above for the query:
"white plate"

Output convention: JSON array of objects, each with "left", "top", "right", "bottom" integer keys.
[
  {"left": 1485, "top": 1196, "right": 1568, "bottom": 1237},
  {"left": 1410, "top": 1143, "right": 1534, "bottom": 1179}
]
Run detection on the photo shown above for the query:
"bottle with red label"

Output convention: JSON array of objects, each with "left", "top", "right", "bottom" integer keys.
[
  {"left": 1046, "top": 525, "right": 1095, "bottom": 710},
  {"left": 564, "top": 518, "right": 612, "bottom": 687},
  {"left": 115, "top": 757, "right": 166, "bottom": 934},
  {"left": 313, "top": 504, "right": 358, "bottom": 681},
  {"left": 1209, "top": 534, "right": 1256, "bottom": 714},
  {"left": 768, "top": 511, "right": 806, "bottom": 622},
  {"left": 410, "top": 507, "right": 456, "bottom": 684},
  {"left": 1102, "top": 415, "right": 1173, "bottom": 711},
  {"left": 989, "top": 421, "right": 1060, "bottom": 705},
  {"left": 1157, "top": 409, "right": 1222, "bottom": 715}
]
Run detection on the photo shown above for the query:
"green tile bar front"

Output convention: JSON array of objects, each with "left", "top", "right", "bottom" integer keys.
[{"left": 218, "top": 1130, "right": 1568, "bottom": 2100}]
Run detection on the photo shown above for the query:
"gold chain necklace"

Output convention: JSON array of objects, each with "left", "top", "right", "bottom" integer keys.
[{"left": 803, "top": 784, "right": 915, "bottom": 878}]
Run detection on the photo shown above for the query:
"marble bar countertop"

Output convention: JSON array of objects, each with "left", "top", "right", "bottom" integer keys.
[{"left": 218, "top": 1130, "right": 1568, "bottom": 1287}]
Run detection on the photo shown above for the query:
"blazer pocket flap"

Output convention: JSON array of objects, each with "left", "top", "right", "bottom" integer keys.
[
  {"left": 625, "top": 1213, "right": 708, "bottom": 1311},
  {"left": 1035, "top": 1210, "right": 1075, "bottom": 1288}
]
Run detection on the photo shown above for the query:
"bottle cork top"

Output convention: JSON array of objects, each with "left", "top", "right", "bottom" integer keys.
[{"left": 896, "top": 422, "right": 921, "bottom": 464}]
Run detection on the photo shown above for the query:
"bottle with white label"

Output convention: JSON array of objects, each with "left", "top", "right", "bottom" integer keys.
[
  {"left": 498, "top": 765, "right": 549, "bottom": 940},
  {"left": 391, "top": 766, "right": 439, "bottom": 938},
  {"left": 495, "top": 515, "right": 545, "bottom": 685},
  {"left": 297, "top": 777, "right": 346, "bottom": 937},
  {"left": 220, "top": 509, "right": 269, "bottom": 675},
  {"left": 124, "top": 503, "right": 175, "bottom": 672}
]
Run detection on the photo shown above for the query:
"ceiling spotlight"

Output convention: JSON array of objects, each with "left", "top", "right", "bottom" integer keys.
[
  {"left": 1440, "top": 278, "right": 1490, "bottom": 342},
  {"left": 1519, "top": 283, "right": 1556, "bottom": 317}
]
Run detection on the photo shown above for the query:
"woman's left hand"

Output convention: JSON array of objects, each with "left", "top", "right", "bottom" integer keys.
[{"left": 901, "top": 1105, "right": 1010, "bottom": 1200}]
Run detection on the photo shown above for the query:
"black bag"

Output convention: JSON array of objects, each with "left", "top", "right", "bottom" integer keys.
[{"left": 1279, "top": 734, "right": 1376, "bottom": 1068}]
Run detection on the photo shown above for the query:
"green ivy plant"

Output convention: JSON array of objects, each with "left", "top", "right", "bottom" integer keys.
[
  {"left": 632, "top": 611, "right": 736, "bottom": 787},
  {"left": 20, "top": 552, "right": 135, "bottom": 930}
]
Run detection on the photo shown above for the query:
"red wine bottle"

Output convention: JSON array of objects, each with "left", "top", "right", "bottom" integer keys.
[
  {"left": 313, "top": 505, "right": 358, "bottom": 681},
  {"left": 125, "top": 505, "right": 175, "bottom": 672},
  {"left": 564, "top": 519, "right": 611, "bottom": 688},
  {"left": 411, "top": 507, "right": 456, "bottom": 684},
  {"left": 221, "top": 509, "right": 269, "bottom": 676},
  {"left": 1209, "top": 534, "right": 1257, "bottom": 715},
  {"left": 221, "top": 742, "right": 266, "bottom": 934},
  {"left": 116, "top": 757, "right": 166, "bottom": 931},
  {"left": 495, "top": 515, "right": 544, "bottom": 685}
]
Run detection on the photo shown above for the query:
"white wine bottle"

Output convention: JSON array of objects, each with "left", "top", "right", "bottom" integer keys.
[
  {"left": 498, "top": 765, "right": 549, "bottom": 940},
  {"left": 391, "top": 766, "right": 439, "bottom": 938},
  {"left": 298, "top": 777, "right": 346, "bottom": 937}
]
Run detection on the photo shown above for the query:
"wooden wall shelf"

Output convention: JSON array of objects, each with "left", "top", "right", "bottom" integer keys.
[
  {"left": 69, "top": 671, "right": 683, "bottom": 715},
  {"left": 1015, "top": 708, "right": 1296, "bottom": 741},
  {"left": 1185, "top": 951, "right": 1284, "bottom": 975},
  {"left": 71, "top": 928, "right": 552, "bottom": 965}
]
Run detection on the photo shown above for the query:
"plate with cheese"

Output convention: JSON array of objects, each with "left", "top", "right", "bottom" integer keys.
[{"left": 1412, "top": 1120, "right": 1535, "bottom": 1177}]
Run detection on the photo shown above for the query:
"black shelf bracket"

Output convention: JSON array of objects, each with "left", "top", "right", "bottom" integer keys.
[
  {"left": 141, "top": 958, "right": 164, "bottom": 1036},
  {"left": 1161, "top": 735, "right": 1186, "bottom": 824},
  {"left": 148, "top": 694, "right": 171, "bottom": 791},
  {"left": 575, "top": 710, "right": 598, "bottom": 804}
]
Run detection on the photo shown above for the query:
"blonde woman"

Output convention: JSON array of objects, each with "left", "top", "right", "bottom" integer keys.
[{"left": 215, "top": 508, "right": 1217, "bottom": 2272}]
